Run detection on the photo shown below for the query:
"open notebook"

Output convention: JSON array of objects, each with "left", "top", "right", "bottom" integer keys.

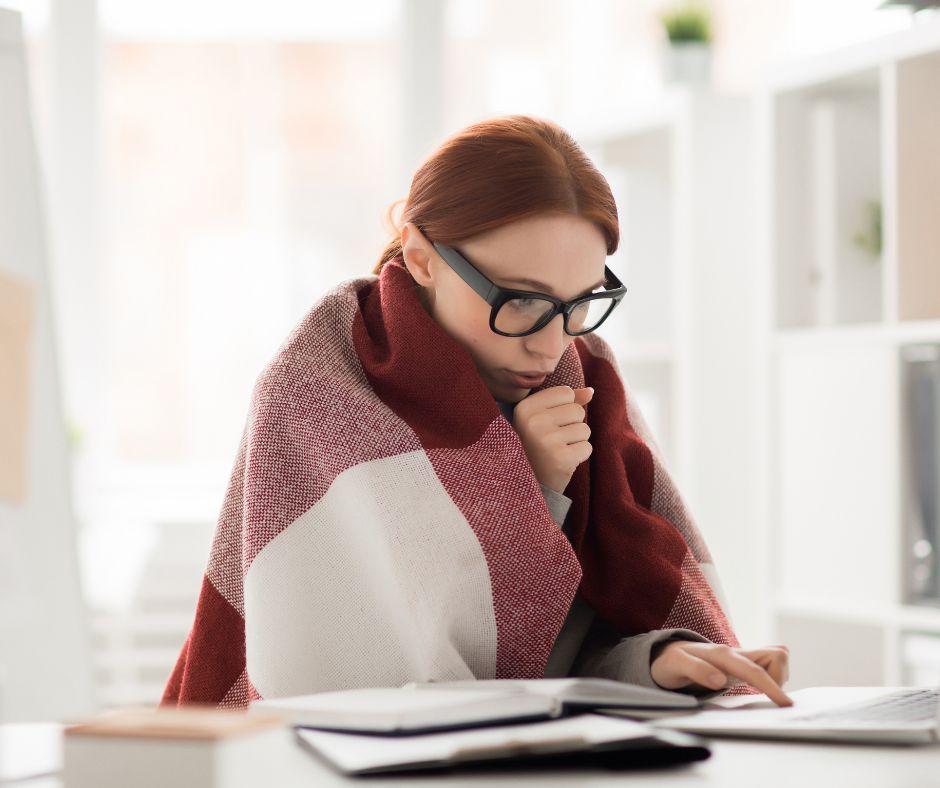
[
  {"left": 295, "top": 713, "right": 711, "bottom": 775},
  {"left": 251, "top": 678, "right": 700, "bottom": 735}
]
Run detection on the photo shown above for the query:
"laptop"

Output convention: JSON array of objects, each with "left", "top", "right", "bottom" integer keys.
[{"left": 634, "top": 686, "right": 940, "bottom": 745}]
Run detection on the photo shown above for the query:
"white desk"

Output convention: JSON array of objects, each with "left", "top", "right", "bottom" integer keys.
[{"left": 5, "top": 724, "right": 939, "bottom": 788}]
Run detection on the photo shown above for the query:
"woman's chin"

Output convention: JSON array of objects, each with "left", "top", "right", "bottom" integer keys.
[{"left": 485, "top": 378, "right": 528, "bottom": 403}]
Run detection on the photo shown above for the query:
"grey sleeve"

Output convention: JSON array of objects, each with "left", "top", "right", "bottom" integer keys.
[
  {"left": 539, "top": 482, "right": 572, "bottom": 528},
  {"left": 571, "top": 623, "right": 728, "bottom": 700},
  {"left": 535, "top": 483, "right": 724, "bottom": 699}
]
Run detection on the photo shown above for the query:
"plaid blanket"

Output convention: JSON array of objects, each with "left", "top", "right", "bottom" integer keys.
[{"left": 161, "top": 256, "right": 745, "bottom": 707}]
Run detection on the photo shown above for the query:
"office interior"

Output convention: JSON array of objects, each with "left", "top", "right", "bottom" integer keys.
[{"left": 1, "top": 0, "right": 940, "bottom": 728}]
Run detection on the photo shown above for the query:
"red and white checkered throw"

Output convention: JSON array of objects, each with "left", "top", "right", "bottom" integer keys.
[{"left": 161, "top": 256, "right": 746, "bottom": 708}]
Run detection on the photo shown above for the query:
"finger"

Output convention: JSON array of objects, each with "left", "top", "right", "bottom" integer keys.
[
  {"left": 670, "top": 651, "right": 729, "bottom": 692},
  {"left": 520, "top": 385, "right": 576, "bottom": 411},
  {"left": 740, "top": 647, "right": 790, "bottom": 686},
  {"left": 745, "top": 644, "right": 790, "bottom": 656},
  {"left": 572, "top": 387, "right": 594, "bottom": 406},
  {"left": 753, "top": 656, "right": 788, "bottom": 687},
  {"left": 537, "top": 402, "right": 587, "bottom": 427},
  {"left": 692, "top": 646, "right": 789, "bottom": 704},
  {"left": 565, "top": 439, "right": 592, "bottom": 465},
  {"left": 557, "top": 421, "right": 591, "bottom": 446},
  {"left": 751, "top": 655, "right": 787, "bottom": 687},
  {"left": 707, "top": 648, "right": 793, "bottom": 707}
]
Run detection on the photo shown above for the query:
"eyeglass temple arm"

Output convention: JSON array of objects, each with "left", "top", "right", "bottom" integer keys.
[{"left": 431, "top": 242, "right": 500, "bottom": 304}]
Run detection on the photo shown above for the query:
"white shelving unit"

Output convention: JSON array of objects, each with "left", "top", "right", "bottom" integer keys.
[
  {"left": 758, "top": 19, "right": 940, "bottom": 689},
  {"left": 576, "top": 89, "right": 770, "bottom": 647}
]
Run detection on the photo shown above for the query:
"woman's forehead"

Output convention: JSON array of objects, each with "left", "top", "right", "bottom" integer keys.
[
  {"left": 496, "top": 270, "right": 607, "bottom": 299},
  {"left": 461, "top": 216, "right": 608, "bottom": 297}
]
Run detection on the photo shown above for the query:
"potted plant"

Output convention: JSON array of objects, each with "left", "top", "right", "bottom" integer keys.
[
  {"left": 852, "top": 199, "right": 883, "bottom": 261},
  {"left": 660, "top": 3, "right": 713, "bottom": 85}
]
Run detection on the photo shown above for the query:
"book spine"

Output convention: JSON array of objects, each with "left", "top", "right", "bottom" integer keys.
[{"left": 903, "top": 345, "right": 940, "bottom": 604}]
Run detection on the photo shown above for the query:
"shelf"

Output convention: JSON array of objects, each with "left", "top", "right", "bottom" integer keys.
[
  {"left": 772, "top": 68, "right": 883, "bottom": 329},
  {"left": 767, "top": 16, "right": 940, "bottom": 93},
  {"left": 772, "top": 322, "right": 888, "bottom": 348},
  {"left": 774, "top": 598, "right": 940, "bottom": 634},
  {"left": 898, "top": 604, "right": 940, "bottom": 632},
  {"left": 891, "top": 320, "right": 940, "bottom": 344},
  {"left": 769, "top": 35, "right": 940, "bottom": 332},
  {"left": 760, "top": 22, "right": 940, "bottom": 688},
  {"left": 772, "top": 322, "right": 940, "bottom": 353},
  {"left": 900, "top": 629, "right": 940, "bottom": 685}
]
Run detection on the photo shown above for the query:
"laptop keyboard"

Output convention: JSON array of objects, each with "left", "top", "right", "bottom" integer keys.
[{"left": 791, "top": 688, "right": 940, "bottom": 725}]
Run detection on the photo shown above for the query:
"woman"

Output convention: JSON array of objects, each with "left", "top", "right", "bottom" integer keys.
[{"left": 162, "top": 115, "right": 791, "bottom": 709}]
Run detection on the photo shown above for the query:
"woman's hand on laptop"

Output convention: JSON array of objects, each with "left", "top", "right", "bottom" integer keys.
[{"left": 650, "top": 641, "right": 793, "bottom": 707}]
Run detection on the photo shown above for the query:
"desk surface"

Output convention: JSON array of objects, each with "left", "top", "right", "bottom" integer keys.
[{"left": 7, "top": 724, "right": 940, "bottom": 788}]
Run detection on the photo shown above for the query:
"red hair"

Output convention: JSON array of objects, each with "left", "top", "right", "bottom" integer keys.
[{"left": 373, "top": 115, "right": 619, "bottom": 274}]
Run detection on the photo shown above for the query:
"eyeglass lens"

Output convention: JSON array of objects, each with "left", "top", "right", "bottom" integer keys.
[{"left": 494, "top": 295, "right": 616, "bottom": 335}]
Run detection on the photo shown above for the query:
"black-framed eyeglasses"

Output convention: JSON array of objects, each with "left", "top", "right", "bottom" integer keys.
[{"left": 431, "top": 241, "right": 627, "bottom": 337}]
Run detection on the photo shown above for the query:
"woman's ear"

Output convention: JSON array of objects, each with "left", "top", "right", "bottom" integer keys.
[{"left": 400, "top": 222, "right": 435, "bottom": 288}]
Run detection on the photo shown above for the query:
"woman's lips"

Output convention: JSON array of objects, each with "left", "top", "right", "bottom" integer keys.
[{"left": 508, "top": 370, "right": 547, "bottom": 388}]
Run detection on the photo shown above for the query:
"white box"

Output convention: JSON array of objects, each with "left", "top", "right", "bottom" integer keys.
[{"left": 63, "top": 707, "right": 295, "bottom": 788}]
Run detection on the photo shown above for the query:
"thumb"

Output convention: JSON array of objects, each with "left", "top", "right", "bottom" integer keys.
[{"left": 573, "top": 387, "right": 594, "bottom": 406}]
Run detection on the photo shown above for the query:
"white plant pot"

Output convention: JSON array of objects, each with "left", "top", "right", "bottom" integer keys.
[{"left": 663, "top": 42, "right": 712, "bottom": 85}]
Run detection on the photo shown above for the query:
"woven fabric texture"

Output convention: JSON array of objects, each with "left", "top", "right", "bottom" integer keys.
[{"left": 161, "top": 256, "right": 749, "bottom": 707}]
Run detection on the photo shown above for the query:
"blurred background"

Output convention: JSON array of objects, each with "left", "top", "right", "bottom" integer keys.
[{"left": 2, "top": 0, "right": 939, "bottom": 719}]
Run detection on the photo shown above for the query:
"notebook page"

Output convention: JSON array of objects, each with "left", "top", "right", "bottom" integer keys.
[{"left": 298, "top": 713, "right": 654, "bottom": 773}]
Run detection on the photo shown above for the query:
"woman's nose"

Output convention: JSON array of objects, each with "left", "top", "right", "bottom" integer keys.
[{"left": 524, "top": 313, "right": 570, "bottom": 360}]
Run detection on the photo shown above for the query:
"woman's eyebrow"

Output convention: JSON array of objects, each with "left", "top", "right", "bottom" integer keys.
[{"left": 502, "top": 276, "right": 606, "bottom": 297}]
